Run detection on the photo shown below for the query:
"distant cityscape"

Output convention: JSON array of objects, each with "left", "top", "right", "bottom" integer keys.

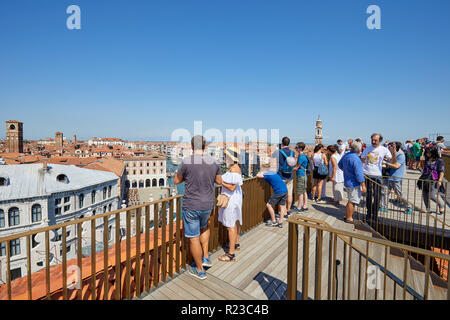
[{"left": 0, "top": 118, "right": 324, "bottom": 282}]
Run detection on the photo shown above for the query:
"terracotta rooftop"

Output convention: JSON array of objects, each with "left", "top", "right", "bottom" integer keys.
[{"left": 0, "top": 222, "right": 181, "bottom": 300}]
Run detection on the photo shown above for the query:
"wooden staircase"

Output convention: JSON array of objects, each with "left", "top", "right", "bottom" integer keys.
[{"left": 294, "top": 212, "right": 448, "bottom": 300}]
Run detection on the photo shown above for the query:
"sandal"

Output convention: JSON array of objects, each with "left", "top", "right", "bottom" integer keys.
[
  {"left": 224, "top": 242, "right": 241, "bottom": 251},
  {"left": 218, "top": 253, "right": 236, "bottom": 262}
]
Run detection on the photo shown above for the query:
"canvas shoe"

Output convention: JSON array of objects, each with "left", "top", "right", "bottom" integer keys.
[
  {"left": 188, "top": 266, "right": 207, "bottom": 280},
  {"left": 202, "top": 255, "right": 212, "bottom": 268},
  {"left": 265, "top": 220, "right": 278, "bottom": 227}
]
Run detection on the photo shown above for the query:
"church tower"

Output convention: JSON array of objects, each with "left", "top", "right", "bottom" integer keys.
[
  {"left": 55, "top": 132, "right": 64, "bottom": 148},
  {"left": 315, "top": 116, "right": 323, "bottom": 145},
  {"left": 6, "top": 120, "right": 23, "bottom": 153}
]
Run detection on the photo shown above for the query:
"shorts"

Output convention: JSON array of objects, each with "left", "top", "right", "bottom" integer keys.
[
  {"left": 296, "top": 175, "right": 307, "bottom": 195},
  {"left": 345, "top": 186, "right": 362, "bottom": 204},
  {"left": 313, "top": 167, "right": 327, "bottom": 180},
  {"left": 182, "top": 209, "right": 212, "bottom": 238},
  {"left": 283, "top": 179, "right": 293, "bottom": 196},
  {"left": 333, "top": 182, "right": 344, "bottom": 201},
  {"left": 268, "top": 192, "right": 288, "bottom": 207},
  {"left": 415, "top": 156, "right": 421, "bottom": 161}
]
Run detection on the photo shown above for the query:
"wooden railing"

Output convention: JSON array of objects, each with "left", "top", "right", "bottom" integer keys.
[
  {"left": 287, "top": 215, "right": 450, "bottom": 300},
  {"left": 0, "top": 177, "right": 271, "bottom": 300}
]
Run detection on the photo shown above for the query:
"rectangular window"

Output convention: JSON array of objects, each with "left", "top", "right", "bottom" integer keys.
[
  {"left": 10, "top": 268, "right": 22, "bottom": 281},
  {"left": 108, "top": 186, "right": 112, "bottom": 198},
  {"left": 64, "top": 205, "right": 70, "bottom": 212},
  {"left": 64, "top": 196, "right": 70, "bottom": 203},
  {"left": 10, "top": 239, "right": 21, "bottom": 256},
  {"left": 55, "top": 198, "right": 61, "bottom": 205},
  {"left": 0, "top": 210, "right": 4, "bottom": 228},
  {"left": 0, "top": 242, "right": 5, "bottom": 256},
  {"left": 55, "top": 207, "right": 62, "bottom": 215},
  {"left": 79, "top": 194, "right": 84, "bottom": 208},
  {"left": 103, "top": 187, "right": 107, "bottom": 200}
]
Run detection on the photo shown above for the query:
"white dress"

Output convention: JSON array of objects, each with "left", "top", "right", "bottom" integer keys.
[{"left": 218, "top": 172, "right": 243, "bottom": 228}]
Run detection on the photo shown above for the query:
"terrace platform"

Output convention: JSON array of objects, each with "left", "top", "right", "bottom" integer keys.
[{"left": 142, "top": 174, "right": 449, "bottom": 301}]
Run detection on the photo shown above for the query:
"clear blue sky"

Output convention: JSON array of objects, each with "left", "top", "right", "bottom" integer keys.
[{"left": 1, "top": 0, "right": 449, "bottom": 144}]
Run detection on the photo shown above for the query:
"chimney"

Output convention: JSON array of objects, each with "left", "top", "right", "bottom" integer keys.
[{"left": 43, "top": 159, "right": 48, "bottom": 171}]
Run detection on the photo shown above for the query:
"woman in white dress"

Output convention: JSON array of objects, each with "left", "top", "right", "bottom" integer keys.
[
  {"left": 327, "top": 145, "right": 344, "bottom": 204},
  {"left": 218, "top": 158, "right": 243, "bottom": 262}
]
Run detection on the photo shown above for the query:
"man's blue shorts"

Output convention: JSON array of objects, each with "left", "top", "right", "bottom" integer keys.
[{"left": 183, "top": 209, "right": 212, "bottom": 238}]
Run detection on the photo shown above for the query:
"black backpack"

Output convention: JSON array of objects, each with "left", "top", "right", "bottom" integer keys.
[{"left": 300, "top": 154, "right": 314, "bottom": 175}]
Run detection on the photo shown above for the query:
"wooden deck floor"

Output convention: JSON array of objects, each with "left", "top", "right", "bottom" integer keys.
[{"left": 141, "top": 170, "right": 449, "bottom": 301}]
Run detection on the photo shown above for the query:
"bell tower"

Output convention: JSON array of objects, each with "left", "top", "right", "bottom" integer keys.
[
  {"left": 315, "top": 116, "right": 323, "bottom": 145},
  {"left": 6, "top": 120, "right": 23, "bottom": 153}
]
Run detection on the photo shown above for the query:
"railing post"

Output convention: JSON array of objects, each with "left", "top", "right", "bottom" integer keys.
[
  {"left": 287, "top": 220, "right": 298, "bottom": 300},
  {"left": 315, "top": 229, "right": 323, "bottom": 300},
  {"left": 302, "top": 226, "right": 310, "bottom": 300}
]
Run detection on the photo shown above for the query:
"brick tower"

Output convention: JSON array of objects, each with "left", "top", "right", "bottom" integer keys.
[
  {"left": 55, "top": 132, "right": 64, "bottom": 148},
  {"left": 6, "top": 120, "right": 23, "bottom": 153}
]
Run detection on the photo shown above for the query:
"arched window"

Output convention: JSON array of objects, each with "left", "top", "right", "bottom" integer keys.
[
  {"left": 108, "top": 203, "right": 112, "bottom": 212},
  {"left": 56, "top": 174, "right": 69, "bottom": 184},
  {"left": 152, "top": 179, "right": 157, "bottom": 187},
  {"left": 108, "top": 186, "right": 112, "bottom": 198},
  {"left": 0, "top": 177, "right": 7, "bottom": 186},
  {"left": 132, "top": 181, "right": 137, "bottom": 188},
  {"left": 8, "top": 207, "right": 20, "bottom": 226},
  {"left": 0, "top": 209, "right": 5, "bottom": 228},
  {"left": 103, "top": 187, "right": 107, "bottom": 200},
  {"left": 159, "top": 178, "right": 165, "bottom": 187},
  {"left": 145, "top": 179, "right": 151, "bottom": 187},
  {"left": 91, "top": 190, "right": 96, "bottom": 204},
  {"left": 31, "top": 204, "right": 42, "bottom": 223},
  {"left": 139, "top": 180, "right": 144, "bottom": 188}
]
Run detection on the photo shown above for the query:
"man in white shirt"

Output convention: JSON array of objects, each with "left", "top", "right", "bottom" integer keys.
[
  {"left": 337, "top": 139, "right": 346, "bottom": 155},
  {"left": 360, "top": 133, "right": 396, "bottom": 224}
]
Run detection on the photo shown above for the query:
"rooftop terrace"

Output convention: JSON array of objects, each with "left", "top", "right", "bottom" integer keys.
[{"left": 0, "top": 166, "right": 449, "bottom": 300}]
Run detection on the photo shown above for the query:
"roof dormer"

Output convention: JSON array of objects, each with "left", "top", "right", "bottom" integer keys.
[{"left": 56, "top": 174, "right": 69, "bottom": 184}]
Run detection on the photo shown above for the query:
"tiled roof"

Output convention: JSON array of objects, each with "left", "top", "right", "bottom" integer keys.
[{"left": 0, "top": 223, "right": 181, "bottom": 300}]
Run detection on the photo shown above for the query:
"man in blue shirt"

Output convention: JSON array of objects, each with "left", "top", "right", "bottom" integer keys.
[
  {"left": 293, "top": 142, "right": 309, "bottom": 212},
  {"left": 381, "top": 142, "right": 412, "bottom": 214},
  {"left": 338, "top": 142, "right": 366, "bottom": 223},
  {"left": 257, "top": 163, "right": 288, "bottom": 228}
]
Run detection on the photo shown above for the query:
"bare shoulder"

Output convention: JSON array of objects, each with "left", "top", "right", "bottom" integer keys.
[{"left": 229, "top": 164, "right": 241, "bottom": 174}]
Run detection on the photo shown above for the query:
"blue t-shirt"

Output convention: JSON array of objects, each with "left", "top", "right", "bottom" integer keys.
[
  {"left": 277, "top": 147, "right": 294, "bottom": 181},
  {"left": 264, "top": 171, "right": 288, "bottom": 195},
  {"left": 389, "top": 152, "right": 405, "bottom": 180},
  {"left": 296, "top": 153, "right": 308, "bottom": 177}
]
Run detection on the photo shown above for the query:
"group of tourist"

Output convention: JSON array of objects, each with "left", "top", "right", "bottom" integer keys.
[
  {"left": 404, "top": 136, "right": 447, "bottom": 171},
  {"left": 174, "top": 133, "right": 447, "bottom": 280}
]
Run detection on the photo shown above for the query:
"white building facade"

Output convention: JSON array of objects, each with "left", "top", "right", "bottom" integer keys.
[
  {"left": 123, "top": 156, "right": 167, "bottom": 189},
  {"left": 0, "top": 163, "right": 120, "bottom": 282}
]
